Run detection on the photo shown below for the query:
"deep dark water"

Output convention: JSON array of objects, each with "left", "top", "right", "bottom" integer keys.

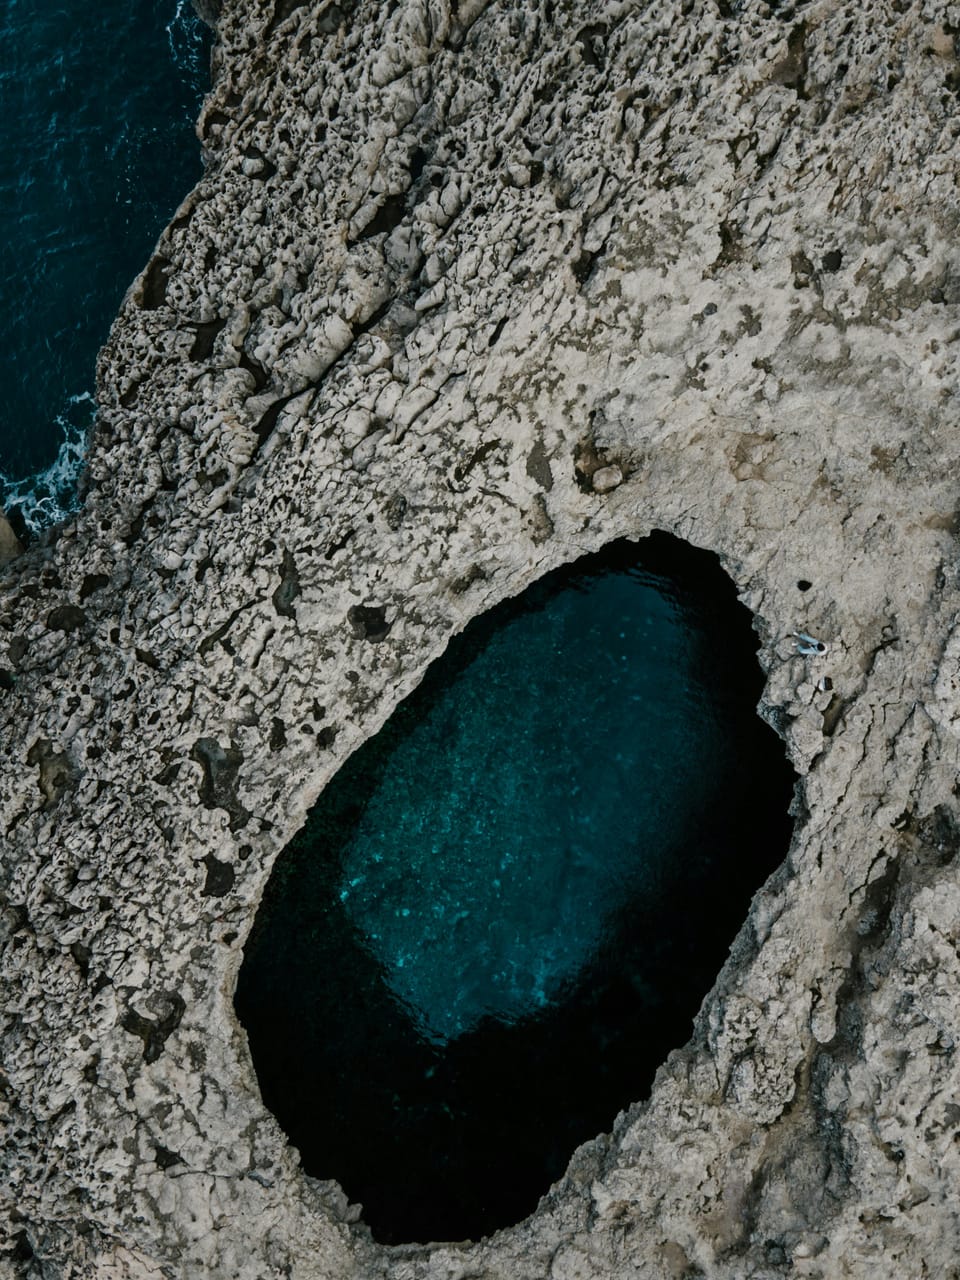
[
  {"left": 235, "top": 534, "right": 795, "bottom": 1245},
  {"left": 0, "top": 0, "right": 209, "bottom": 531}
]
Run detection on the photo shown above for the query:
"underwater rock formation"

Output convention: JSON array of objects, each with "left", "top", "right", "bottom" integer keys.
[{"left": 3, "top": 0, "right": 960, "bottom": 1276}]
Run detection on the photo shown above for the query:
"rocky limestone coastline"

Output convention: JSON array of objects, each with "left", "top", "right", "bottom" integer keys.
[{"left": 3, "top": 0, "right": 960, "bottom": 1275}]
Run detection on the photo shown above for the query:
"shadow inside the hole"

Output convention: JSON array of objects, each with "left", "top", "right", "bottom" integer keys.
[{"left": 234, "top": 533, "right": 795, "bottom": 1245}]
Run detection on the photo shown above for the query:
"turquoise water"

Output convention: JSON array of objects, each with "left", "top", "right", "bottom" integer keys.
[
  {"left": 338, "top": 565, "right": 718, "bottom": 1045},
  {"left": 236, "top": 536, "right": 795, "bottom": 1244},
  {"left": 0, "top": 0, "right": 209, "bottom": 532}
]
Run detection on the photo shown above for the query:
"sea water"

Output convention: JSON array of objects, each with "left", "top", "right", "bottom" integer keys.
[
  {"left": 0, "top": 0, "right": 209, "bottom": 532},
  {"left": 236, "top": 535, "right": 795, "bottom": 1244},
  {"left": 336, "top": 561, "right": 718, "bottom": 1046}
]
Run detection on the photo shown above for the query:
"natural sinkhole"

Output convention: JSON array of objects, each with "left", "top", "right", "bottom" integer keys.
[{"left": 235, "top": 533, "right": 795, "bottom": 1245}]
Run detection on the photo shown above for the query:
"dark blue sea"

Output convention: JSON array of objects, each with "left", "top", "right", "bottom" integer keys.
[{"left": 0, "top": 0, "right": 209, "bottom": 532}]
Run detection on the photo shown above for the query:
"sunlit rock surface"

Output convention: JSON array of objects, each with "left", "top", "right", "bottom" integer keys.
[
  {"left": 3, "top": 0, "right": 960, "bottom": 1276},
  {"left": 0, "top": 512, "right": 21, "bottom": 564}
]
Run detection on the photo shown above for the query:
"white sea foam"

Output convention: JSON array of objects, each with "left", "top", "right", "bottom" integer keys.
[
  {"left": 0, "top": 392, "right": 93, "bottom": 535},
  {"left": 166, "top": 0, "right": 206, "bottom": 78}
]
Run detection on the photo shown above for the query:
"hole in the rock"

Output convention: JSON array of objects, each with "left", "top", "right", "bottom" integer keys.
[
  {"left": 235, "top": 533, "right": 795, "bottom": 1245},
  {"left": 797, "top": 578, "right": 812, "bottom": 591}
]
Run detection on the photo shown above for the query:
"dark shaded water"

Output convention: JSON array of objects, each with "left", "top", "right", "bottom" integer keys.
[
  {"left": 0, "top": 0, "right": 209, "bottom": 531},
  {"left": 235, "top": 535, "right": 795, "bottom": 1245}
]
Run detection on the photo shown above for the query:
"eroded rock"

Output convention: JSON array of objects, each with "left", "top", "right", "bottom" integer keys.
[
  {"left": 3, "top": 0, "right": 960, "bottom": 1276},
  {"left": 0, "top": 510, "right": 21, "bottom": 564}
]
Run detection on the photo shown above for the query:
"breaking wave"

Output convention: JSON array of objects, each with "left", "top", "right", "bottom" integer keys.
[{"left": 0, "top": 395, "right": 93, "bottom": 536}]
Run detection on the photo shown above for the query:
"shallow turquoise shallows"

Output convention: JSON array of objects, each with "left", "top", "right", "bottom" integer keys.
[
  {"left": 0, "top": 0, "right": 209, "bottom": 531},
  {"left": 236, "top": 535, "right": 795, "bottom": 1245}
]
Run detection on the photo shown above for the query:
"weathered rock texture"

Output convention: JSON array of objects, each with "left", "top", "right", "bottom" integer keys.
[
  {"left": 0, "top": 513, "right": 22, "bottom": 566},
  {"left": 3, "top": 0, "right": 960, "bottom": 1275}
]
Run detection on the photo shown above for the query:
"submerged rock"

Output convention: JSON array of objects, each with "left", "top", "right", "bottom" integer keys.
[{"left": 3, "top": 0, "right": 960, "bottom": 1277}]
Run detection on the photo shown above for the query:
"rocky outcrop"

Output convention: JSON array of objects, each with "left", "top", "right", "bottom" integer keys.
[
  {"left": 0, "top": 511, "right": 22, "bottom": 565},
  {"left": 3, "top": 0, "right": 960, "bottom": 1275}
]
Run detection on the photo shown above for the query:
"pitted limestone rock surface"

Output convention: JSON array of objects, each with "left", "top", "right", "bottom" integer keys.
[{"left": 3, "top": 0, "right": 960, "bottom": 1276}]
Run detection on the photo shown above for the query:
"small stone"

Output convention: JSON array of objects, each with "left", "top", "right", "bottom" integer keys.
[{"left": 592, "top": 465, "right": 623, "bottom": 494}]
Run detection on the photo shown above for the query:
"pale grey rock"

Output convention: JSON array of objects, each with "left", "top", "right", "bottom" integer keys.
[
  {"left": 591, "top": 465, "right": 623, "bottom": 494},
  {"left": 0, "top": 511, "right": 21, "bottom": 565},
  {"left": 3, "top": 0, "right": 960, "bottom": 1277}
]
